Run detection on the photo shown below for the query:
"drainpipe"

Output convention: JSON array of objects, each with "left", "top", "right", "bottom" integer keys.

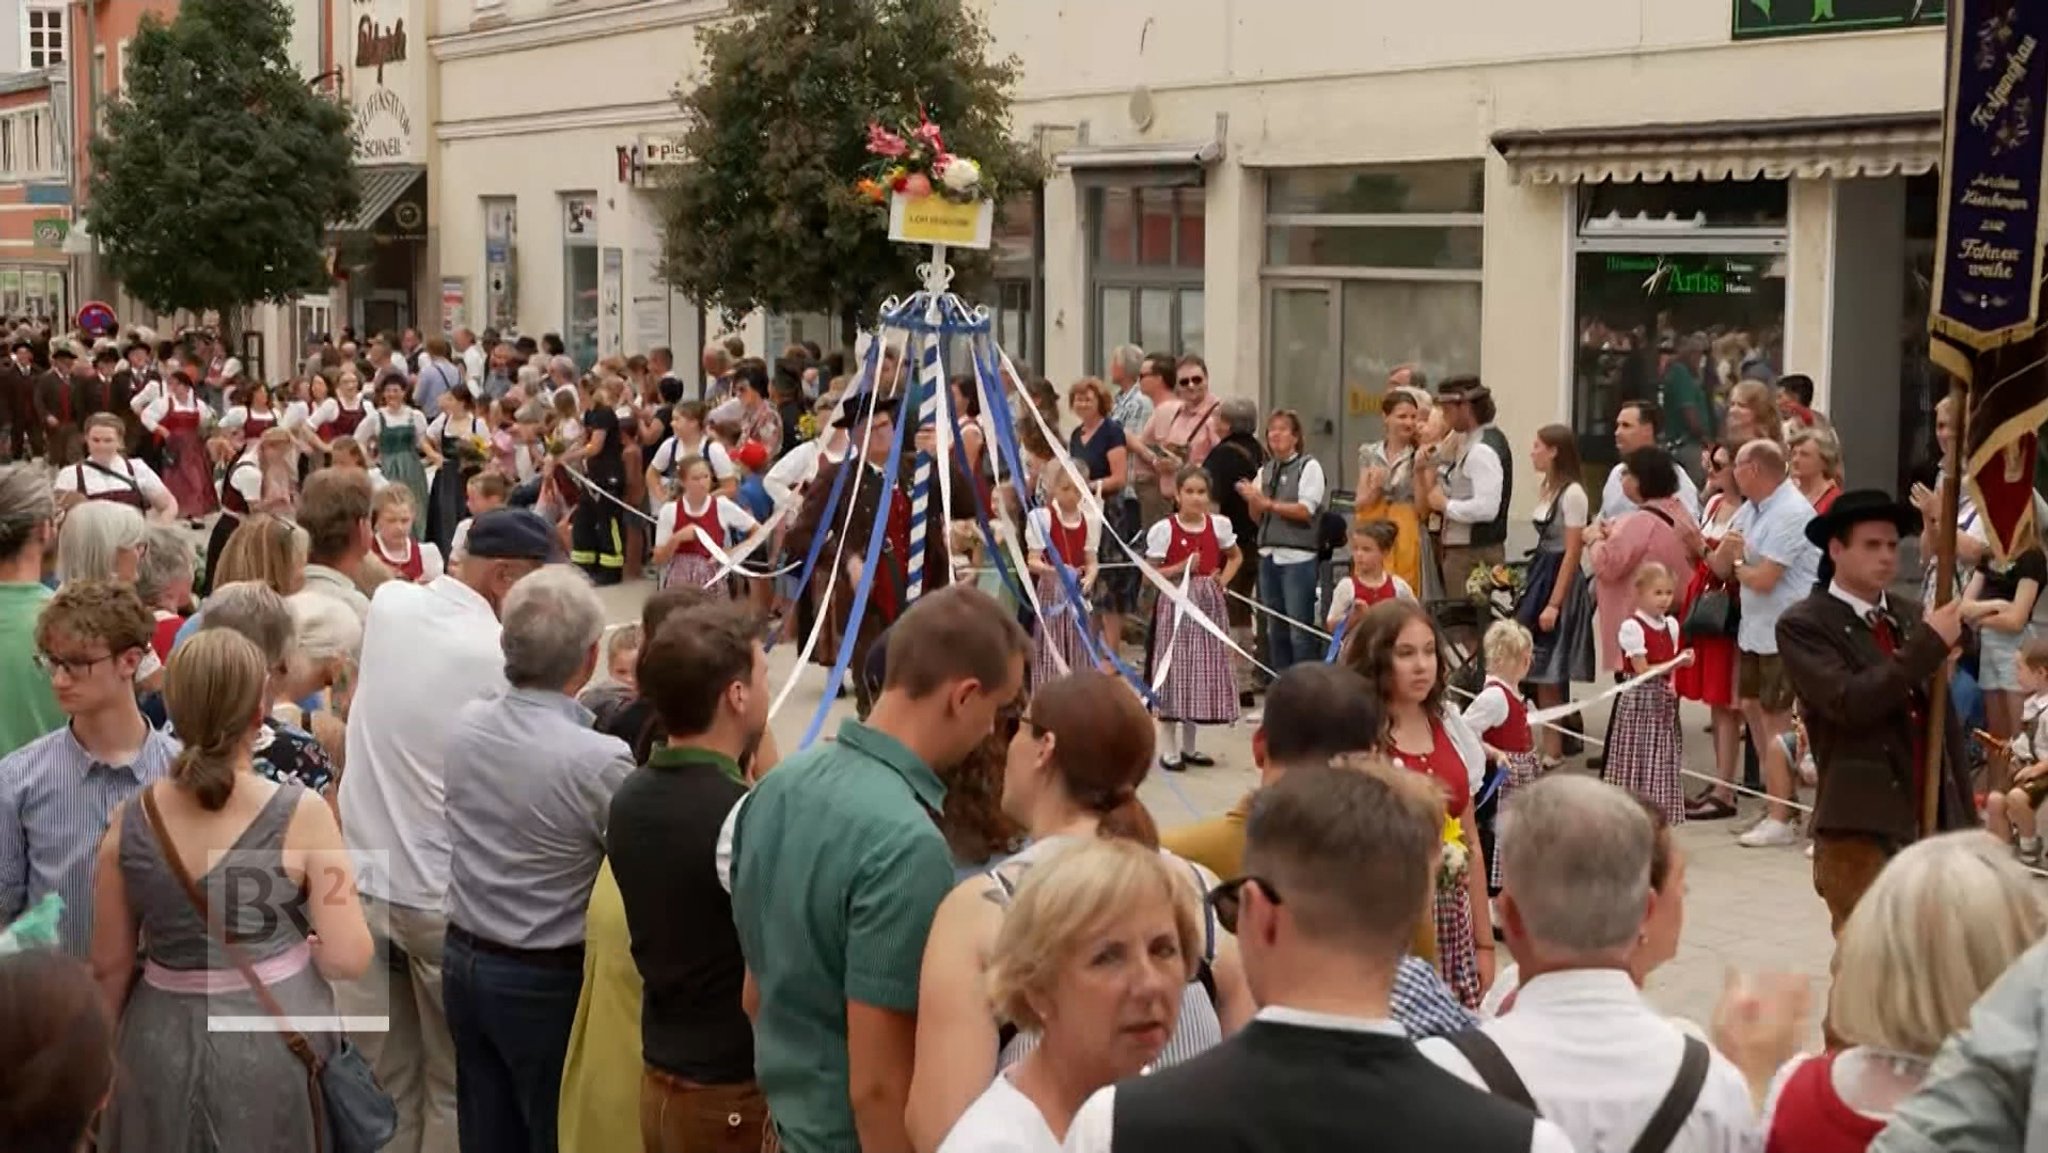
[{"left": 80, "top": 0, "right": 96, "bottom": 305}]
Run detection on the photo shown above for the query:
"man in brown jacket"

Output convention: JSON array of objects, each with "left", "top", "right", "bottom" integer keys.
[{"left": 1777, "top": 489, "right": 1974, "bottom": 944}]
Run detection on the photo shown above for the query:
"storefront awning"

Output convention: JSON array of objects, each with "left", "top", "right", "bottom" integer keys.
[
  {"left": 1052, "top": 140, "right": 1224, "bottom": 170},
  {"left": 1491, "top": 112, "right": 1941, "bottom": 185},
  {"left": 334, "top": 164, "right": 425, "bottom": 233}
]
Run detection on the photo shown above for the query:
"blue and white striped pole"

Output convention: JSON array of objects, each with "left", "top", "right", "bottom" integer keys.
[{"left": 903, "top": 285, "right": 948, "bottom": 603}]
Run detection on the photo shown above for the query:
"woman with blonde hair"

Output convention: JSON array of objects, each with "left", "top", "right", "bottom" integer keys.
[
  {"left": 1757, "top": 832, "right": 2046, "bottom": 1150},
  {"left": 211, "top": 513, "right": 308, "bottom": 597},
  {"left": 1787, "top": 425, "right": 1843, "bottom": 514},
  {"left": 202, "top": 425, "right": 297, "bottom": 596},
  {"left": 90, "top": 629, "right": 373, "bottom": 1152},
  {"left": 935, "top": 837, "right": 1199, "bottom": 1152},
  {"left": 55, "top": 498, "right": 146, "bottom": 585},
  {"left": 1725, "top": 379, "right": 1782, "bottom": 446}
]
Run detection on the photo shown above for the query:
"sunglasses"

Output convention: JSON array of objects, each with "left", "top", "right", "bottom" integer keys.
[
  {"left": 1176, "top": 376, "right": 1205, "bottom": 388},
  {"left": 1206, "top": 875, "right": 1281, "bottom": 936}
]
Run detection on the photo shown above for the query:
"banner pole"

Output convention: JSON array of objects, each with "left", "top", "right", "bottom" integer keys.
[{"left": 1923, "top": 373, "right": 1968, "bottom": 838}]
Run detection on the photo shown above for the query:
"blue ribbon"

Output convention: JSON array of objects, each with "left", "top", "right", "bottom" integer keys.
[
  {"left": 798, "top": 375, "right": 922, "bottom": 750},
  {"left": 1323, "top": 615, "right": 1350, "bottom": 663},
  {"left": 767, "top": 337, "right": 880, "bottom": 654},
  {"left": 942, "top": 371, "right": 1029, "bottom": 609},
  {"left": 880, "top": 292, "right": 996, "bottom": 337}
]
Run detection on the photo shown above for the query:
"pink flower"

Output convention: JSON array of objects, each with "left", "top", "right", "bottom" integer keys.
[
  {"left": 866, "top": 122, "right": 908, "bottom": 158},
  {"left": 912, "top": 117, "right": 945, "bottom": 152}
]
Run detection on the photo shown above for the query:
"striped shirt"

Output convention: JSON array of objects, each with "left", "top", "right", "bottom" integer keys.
[{"left": 0, "top": 724, "right": 179, "bottom": 956}]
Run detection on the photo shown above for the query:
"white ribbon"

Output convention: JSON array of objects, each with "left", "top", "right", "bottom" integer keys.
[{"left": 1150, "top": 565, "right": 1194, "bottom": 693}]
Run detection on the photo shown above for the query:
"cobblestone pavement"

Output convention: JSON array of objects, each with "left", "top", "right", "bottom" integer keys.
[{"left": 593, "top": 581, "right": 1834, "bottom": 1029}]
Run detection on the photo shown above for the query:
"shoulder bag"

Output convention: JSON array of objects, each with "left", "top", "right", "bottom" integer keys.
[{"left": 140, "top": 786, "right": 397, "bottom": 1153}]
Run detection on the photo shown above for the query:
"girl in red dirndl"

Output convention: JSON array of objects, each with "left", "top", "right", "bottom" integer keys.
[
  {"left": 1144, "top": 467, "right": 1242, "bottom": 772},
  {"left": 1462, "top": 620, "right": 1538, "bottom": 891},
  {"left": 1026, "top": 463, "right": 1100, "bottom": 687},
  {"left": 1608, "top": 562, "right": 1692, "bottom": 824},
  {"left": 653, "top": 456, "right": 760, "bottom": 592},
  {"left": 141, "top": 373, "right": 216, "bottom": 520}
]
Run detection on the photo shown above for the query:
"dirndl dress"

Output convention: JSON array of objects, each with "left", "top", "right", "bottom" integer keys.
[
  {"left": 1151, "top": 515, "right": 1239, "bottom": 725},
  {"left": 1433, "top": 881, "right": 1482, "bottom": 1010},
  {"left": 1676, "top": 495, "right": 1739, "bottom": 708},
  {"left": 1516, "top": 487, "right": 1596, "bottom": 686},
  {"left": 659, "top": 497, "right": 729, "bottom": 591},
  {"left": 156, "top": 395, "right": 216, "bottom": 518},
  {"left": 375, "top": 410, "right": 429, "bottom": 540},
  {"left": 1607, "top": 615, "right": 1686, "bottom": 824},
  {"left": 426, "top": 415, "right": 484, "bottom": 557},
  {"left": 1354, "top": 441, "right": 1438, "bottom": 600},
  {"left": 1031, "top": 511, "right": 1097, "bottom": 686}
]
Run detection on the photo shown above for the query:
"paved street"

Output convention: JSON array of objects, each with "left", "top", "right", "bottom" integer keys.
[{"left": 589, "top": 580, "right": 1834, "bottom": 1029}]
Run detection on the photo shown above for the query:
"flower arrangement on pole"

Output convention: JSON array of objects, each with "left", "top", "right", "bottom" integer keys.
[{"left": 855, "top": 110, "right": 986, "bottom": 207}]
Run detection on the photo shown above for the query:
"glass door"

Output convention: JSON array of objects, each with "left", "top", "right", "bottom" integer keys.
[{"left": 1266, "top": 282, "right": 1340, "bottom": 473}]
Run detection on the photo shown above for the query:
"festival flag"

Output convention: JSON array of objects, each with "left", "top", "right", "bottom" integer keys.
[{"left": 1932, "top": 0, "right": 2048, "bottom": 560}]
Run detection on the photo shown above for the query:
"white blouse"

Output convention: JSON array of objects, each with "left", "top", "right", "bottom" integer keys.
[
  {"left": 653, "top": 495, "right": 759, "bottom": 549},
  {"left": 935, "top": 1072, "right": 1061, "bottom": 1153},
  {"left": 139, "top": 391, "right": 204, "bottom": 433},
  {"left": 1025, "top": 506, "right": 1101, "bottom": 556},
  {"left": 1143, "top": 513, "right": 1238, "bottom": 558},
  {"left": 1532, "top": 482, "right": 1590, "bottom": 529},
  {"left": 54, "top": 456, "right": 171, "bottom": 505},
  {"left": 426, "top": 412, "right": 490, "bottom": 441},
  {"left": 310, "top": 396, "right": 369, "bottom": 430},
  {"left": 357, "top": 406, "right": 430, "bottom": 449}
]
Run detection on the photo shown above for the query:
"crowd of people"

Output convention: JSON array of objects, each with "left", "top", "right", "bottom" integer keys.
[{"left": 0, "top": 308, "right": 2043, "bottom": 1153}]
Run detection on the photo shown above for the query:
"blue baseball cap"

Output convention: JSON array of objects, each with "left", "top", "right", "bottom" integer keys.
[{"left": 464, "top": 509, "right": 562, "bottom": 562}]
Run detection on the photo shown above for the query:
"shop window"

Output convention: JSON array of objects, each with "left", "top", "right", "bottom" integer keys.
[
  {"left": 562, "top": 194, "right": 598, "bottom": 368},
  {"left": 484, "top": 197, "right": 518, "bottom": 334},
  {"left": 1260, "top": 162, "right": 1484, "bottom": 478},
  {"left": 1569, "top": 178, "right": 1788, "bottom": 490},
  {"left": 1088, "top": 184, "right": 1203, "bottom": 373},
  {"left": 990, "top": 192, "right": 1043, "bottom": 370}
]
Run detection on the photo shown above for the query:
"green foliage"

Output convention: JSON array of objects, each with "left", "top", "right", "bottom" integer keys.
[
  {"left": 658, "top": 0, "right": 1043, "bottom": 336},
  {"left": 86, "top": 0, "right": 358, "bottom": 316}
]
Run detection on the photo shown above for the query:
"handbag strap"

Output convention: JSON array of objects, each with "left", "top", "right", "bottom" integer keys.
[{"left": 140, "top": 787, "right": 331, "bottom": 1147}]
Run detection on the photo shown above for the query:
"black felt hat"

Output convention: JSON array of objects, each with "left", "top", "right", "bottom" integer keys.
[
  {"left": 832, "top": 391, "right": 903, "bottom": 430},
  {"left": 1805, "top": 488, "right": 1923, "bottom": 549}
]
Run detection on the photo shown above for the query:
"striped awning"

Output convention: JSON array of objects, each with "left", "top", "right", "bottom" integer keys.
[
  {"left": 1491, "top": 112, "right": 1941, "bottom": 185},
  {"left": 334, "top": 164, "right": 424, "bottom": 232}
]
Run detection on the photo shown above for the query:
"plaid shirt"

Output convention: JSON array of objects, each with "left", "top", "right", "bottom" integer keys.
[
  {"left": 1390, "top": 954, "right": 1479, "bottom": 1040},
  {"left": 1110, "top": 382, "right": 1153, "bottom": 437}
]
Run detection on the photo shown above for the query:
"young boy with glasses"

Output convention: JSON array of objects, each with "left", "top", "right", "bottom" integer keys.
[{"left": 0, "top": 578, "right": 178, "bottom": 957}]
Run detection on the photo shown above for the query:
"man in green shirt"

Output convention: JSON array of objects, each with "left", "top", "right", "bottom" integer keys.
[
  {"left": 0, "top": 463, "right": 61, "bottom": 758},
  {"left": 730, "top": 584, "right": 1029, "bottom": 1153}
]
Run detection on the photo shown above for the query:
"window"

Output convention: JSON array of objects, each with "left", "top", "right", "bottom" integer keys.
[
  {"left": 1261, "top": 163, "right": 1485, "bottom": 477},
  {"left": 91, "top": 48, "right": 105, "bottom": 130},
  {"left": 1569, "top": 178, "right": 1789, "bottom": 485},
  {"left": 23, "top": 5, "right": 64, "bottom": 69},
  {"left": 987, "top": 191, "right": 1043, "bottom": 369},
  {"left": 562, "top": 194, "right": 598, "bottom": 368},
  {"left": 1088, "top": 184, "right": 1204, "bottom": 372}
]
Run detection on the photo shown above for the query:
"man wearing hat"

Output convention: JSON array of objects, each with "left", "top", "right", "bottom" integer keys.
[
  {"left": 78, "top": 345, "right": 124, "bottom": 428},
  {"left": 789, "top": 391, "right": 966, "bottom": 715},
  {"left": 1777, "top": 489, "right": 1973, "bottom": 947},
  {"left": 33, "top": 342, "right": 80, "bottom": 466},
  {"left": 1426, "top": 375, "right": 1513, "bottom": 593},
  {"left": 335, "top": 506, "right": 559, "bottom": 1153},
  {"left": 1, "top": 337, "right": 37, "bottom": 461}
]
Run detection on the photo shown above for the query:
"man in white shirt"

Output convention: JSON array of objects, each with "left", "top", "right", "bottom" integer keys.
[
  {"left": 1066, "top": 762, "right": 1572, "bottom": 1153},
  {"left": 335, "top": 509, "right": 554, "bottom": 1153},
  {"left": 454, "top": 327, "right": 486, "bottom": 387},
  {"left": 1429, "top": 378, "right": 1511, "bottom": 594},
  {"left": 1418, "top": 775, "right": 1761, "bottom": 1153},
  {"left": 1603, "top": 400, "right": 1702, "bottom": 520}
]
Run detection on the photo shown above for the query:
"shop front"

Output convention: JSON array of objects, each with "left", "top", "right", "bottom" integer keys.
[{"left": 339, "top": 0, "right": 430, "bottom": 339}]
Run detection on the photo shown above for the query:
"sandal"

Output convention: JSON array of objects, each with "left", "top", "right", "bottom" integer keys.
[{"left": 1686, "top": 794, "right": 1739, "bottom": 821}]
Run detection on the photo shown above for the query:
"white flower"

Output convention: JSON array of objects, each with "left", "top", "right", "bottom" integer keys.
[{"left": 940, "top": 156, "right": 982, "bottom": 194}]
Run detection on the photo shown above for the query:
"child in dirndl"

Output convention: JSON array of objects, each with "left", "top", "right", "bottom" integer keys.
[
  {"left": 1145, "top": 466, "right": 1243, "bottom": 772},
  {"left": 1462, "top": 620, "right": 1537, "bottom": 891},
  {"left": 1607, "top": 562, "right": 1694, "bottom": 823},
  {"left": 653, "top": 455, "right": 761, "bottom": 592},
  {"left": 1026, "top": 462, "right": 1100, "bottom": 686},
  {"left": 1325, "top": 519, "right": 1416, "bottom": 635}
]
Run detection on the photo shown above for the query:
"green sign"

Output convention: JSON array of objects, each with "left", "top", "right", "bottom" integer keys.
[
  {"left": 1603, "top": 255, "right": 1765, "bottom": 298},
  {"left": 30, "top": 219, "right": 66, "bottom": 247},
  {"left": 1732, "top": 0, "right": 1943, "bottom": 39}
]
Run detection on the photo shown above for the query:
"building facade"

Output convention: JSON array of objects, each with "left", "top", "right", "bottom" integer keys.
[
  {"left": 429, "top": 0, "right": 1942, "bottom": 501},
  {"left": 0, "top": 68, "right": 71, "bottom": 321}
]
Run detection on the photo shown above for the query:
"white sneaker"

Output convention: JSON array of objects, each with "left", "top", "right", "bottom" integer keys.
[{"left": 1738, "top": 818, "right": 1801, "bottom": 848}]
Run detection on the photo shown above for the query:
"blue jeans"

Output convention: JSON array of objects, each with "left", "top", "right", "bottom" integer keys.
[
  {"left": 1259, "top": 556, "right": 1321, "bottom": 670},
  {"left": 441, "top": 928, "right": 585, "bottom": 1153}
]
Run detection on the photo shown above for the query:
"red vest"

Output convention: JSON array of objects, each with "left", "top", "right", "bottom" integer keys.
[
  {"left": 1764, "top": 1053, "right": 1887, "bottom": 1153},
  {"left": 325, "top": 399, "right": 368, "bottom": 440},
  {"left": 1351, "top": 574, "right": 1402, "bottom": 609},
  {"left": 73, "top": 459, "right": 146, "bottom": 509},
  {"left": 242, "top": 408, "right": 276, "bottom": 439},
  {"left": 375, "top": 537, "right": 427, "bottom": 583},
  {"left": 220, "top": 459, "right": 259, "bottom": 516},
  {"left": 1634, "top": 613, "right": 1679, "bottom": 665},
  {"left": 1163, "top": 516, "right": 1222, "bottom": 577},
  {"left": 1393, "top": 720, "right": 1472, "bottom": 820},
  {"left": 1481, "top": 676, "right": 1534, "bottom": 755},
  {"left": 669, "top": 497, "right": 726, "bottom": 558},
  {"left": 1045, "top": 511, "right": 1090, "bottom": 567}
]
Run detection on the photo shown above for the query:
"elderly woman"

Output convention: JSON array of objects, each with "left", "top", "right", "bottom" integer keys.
[
  {"left": 193, "top": 581, "right": 336, "bottom": 795},
  {"left": 56, "top": 499, "right": 147, "bottom": 586},
  {"left": 1355, "top": 387, "right": 1436, "bottom": 597},
  {"left": 281, "top": 589, "right": 364, "bottom": 780},
  {"left": 1755, "top": 833, "right": 2045, "bottom": 1150},
  {"left": 907, "top": 671, "right": 1251, "bottom": 1152},
  {"left": 1584, "top": 447, "right": 1704, "bottom": 678},
  {"left": 935, "top": 836, "right": 1198, "bottom": 1152},
  {"left": 135, "top": 524, "right": 194, "bottom": 660},
  {"left": 1788, "top": 426, "right": 1842, "bottom": 515}
]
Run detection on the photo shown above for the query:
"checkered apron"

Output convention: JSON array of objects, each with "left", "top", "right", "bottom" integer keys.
[
  {"left": 659, "top": 551, "right": 723, "bottom": 591},
  {"left": 1433, "top": 881, "right": 1482, "bottom": 1010},
  {"left": 1607, "top": 677, "right": 1686, "bottom": 825},
  {"left": 1032, "top": 571, "right": 1094, "bottom": 686},
  {"left": 1487, "top": 749, "right": 1544, "bottom": 890},
  {"left": 1152, "top": 574, "right": 1239, "bottom": 724}
]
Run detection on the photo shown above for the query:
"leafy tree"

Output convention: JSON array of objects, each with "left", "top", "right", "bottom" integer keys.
[
  {"left": 658, "top": 0, "right": 1042, "bottom": 342},
  {"left": 86, "top": 0, "right": 357, "bottom": 322}
]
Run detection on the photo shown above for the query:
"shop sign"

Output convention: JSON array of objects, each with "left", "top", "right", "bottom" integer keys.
[
  {"left": 1930, "top": 0, "right": 2048, "bottom": 354},
  {"left": 31, "top": 219, "right": 67, "bottom": 247},
  {"left": 1603, "top": 254, "right": 1763, "bottom": 297},
  {"left": 1732, "top": 0, "right": 1943, "bottom": 40},
  {"left": 441, "top": 277, "right": 466, "bottom": 334},
  {"left": 347, "top": 0, "right": 424, "bottom": 164},
  {"left": 564, "top": 196, "right": 596, "bottom": 241},
  {"left": 641, "top": 135, "right": 686, "bottom": 167}
]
